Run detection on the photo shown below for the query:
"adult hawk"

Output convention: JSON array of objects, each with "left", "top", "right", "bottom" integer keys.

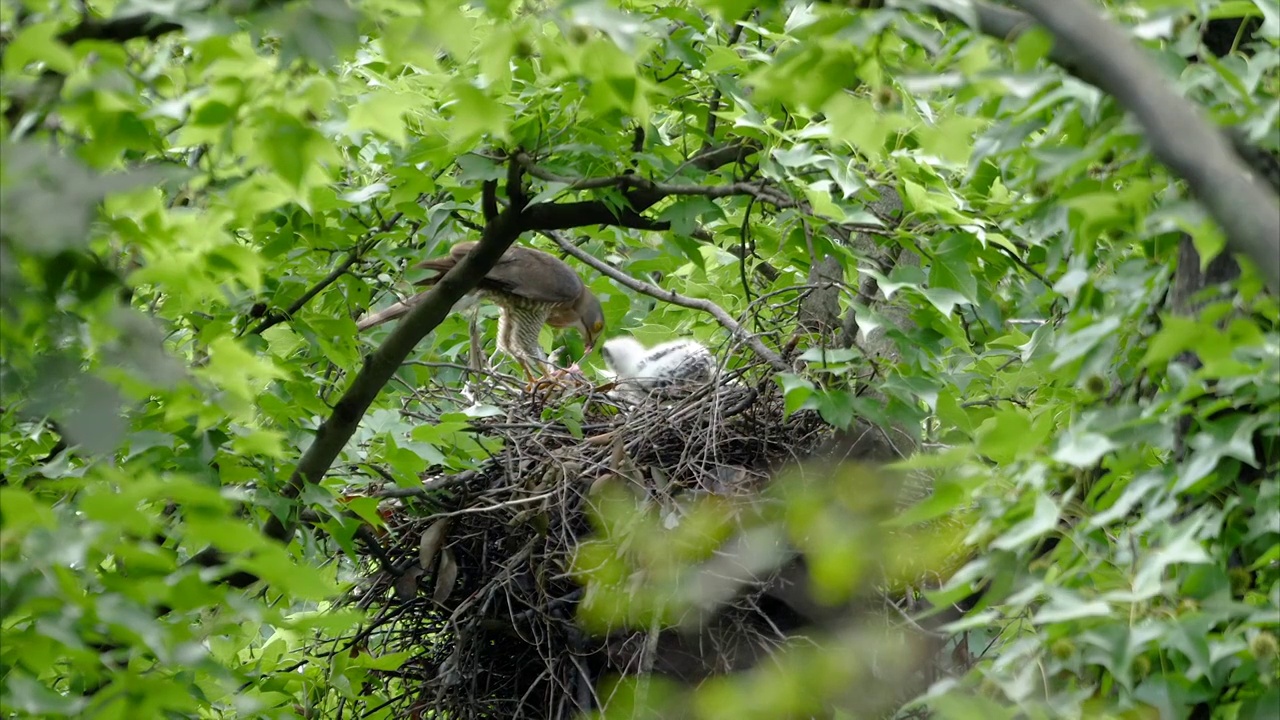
[{"left": 358, "top": 241, "right": 605, "bottom": 383}]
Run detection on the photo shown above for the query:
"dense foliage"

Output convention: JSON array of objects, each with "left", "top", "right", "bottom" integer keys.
[{"left": 1, "top": 0, "right": 1277, "bottom": 718}]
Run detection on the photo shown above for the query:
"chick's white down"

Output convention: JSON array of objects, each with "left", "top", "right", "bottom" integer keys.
[{"left": 601, "top": 337, "right": 714, "bottom": 398}]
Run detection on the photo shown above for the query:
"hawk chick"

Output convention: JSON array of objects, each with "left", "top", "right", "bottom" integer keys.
[{"left": 601, "top": 336, "right": 715, "bottom": 401}]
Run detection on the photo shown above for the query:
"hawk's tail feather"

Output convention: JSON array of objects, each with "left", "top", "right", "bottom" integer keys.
[
  {"left": 355, "top": 292, "right": 481, "bottom": 332},
  {"left": 411, "top": 257, "right": 455, "bottom": 286},
  {"left": 356, "top": 292, "right": 427, "bottom": 331}
]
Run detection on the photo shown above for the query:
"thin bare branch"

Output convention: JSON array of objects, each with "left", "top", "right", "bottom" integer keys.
[
  {"left": 248, "top": 195, "right": 427, "bottom": 335},
  {"left": 514, "top": 151, "right": 797, "bottom": 208},
  {"left": 540, "top": 230, "right": 788, "bottom": 372}
]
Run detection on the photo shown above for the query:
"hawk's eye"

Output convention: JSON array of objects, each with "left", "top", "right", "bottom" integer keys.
[{"left": 593, "top": 321, "right": 603, "bottom": 332}]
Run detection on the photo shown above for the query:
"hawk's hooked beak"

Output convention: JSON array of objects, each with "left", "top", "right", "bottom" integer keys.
[{"left": 580, "top": 322, "right": 601, "bottom": 357}]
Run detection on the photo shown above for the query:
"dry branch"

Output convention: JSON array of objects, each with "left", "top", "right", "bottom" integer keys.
[{"left": 332, "top": 336, "right": 961, "bottom": 718}]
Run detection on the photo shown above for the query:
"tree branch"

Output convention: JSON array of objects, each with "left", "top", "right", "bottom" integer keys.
[
  {"left": 704, "top": 17, "right": 750, "bottom": 145},
  {"left": 926, "top": 0, "right": 1280, "bottom": 291},
  {"left": 481, "top": 179, "right": 498, "bottom": 221},
  {"left": 248, "top": 254, "right": 363, "bottom": 335},
  {"left": 505, "top": 152, "right": 527, "bottom": 212},
  {"left": 512, "top": 149, "right": 794, "bottom": 242},
  {"left": 56, "top": 13, "right": 183, "bottom": 45},
  {"left": 1007, "top": 0, "right": 1279, "bottom": 292},
  {"left": 196, "top": 208, "right": 528, "bottom": 588},
  {"left": 682, "top": 140, "right": 760, "bottom": 174},
  {"left": 260, "top": 210, "right": 526, "bottom": 542},
  {"left": 540, "top": 230, "right": 788, "bottom": 372},
  {"left": 248, "top": 199, "right": 428, "bottom": 335},
  {"left": 514, "top": 151, "right": 795, "bottom": 208}
]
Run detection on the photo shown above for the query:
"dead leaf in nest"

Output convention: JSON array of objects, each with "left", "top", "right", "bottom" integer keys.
[
  {"left": 588, "top": 474, "right": 618, "bottom": 497},
  {"left": 393, "top": 564, "right": 425, "bottom": 601},
  {"left": 537, "top": 464, "right": 559, "bottom": 487},
  {"left": 506, "top": 508, "right": 537, "bottom": 526},
  {"left": 433, "top": 548, "right": 459, "bottom": 604},
  {"left": 531, "top": 511, "right": 549, "bottom": 536},
  {"left": 650, "top": 466, "right": 670, "bottom": 492},
  {"left": 585, "top": 430, "right": 616, "bottom": 446},
  {"left": 662, "top": 507, "right": 682, "bottom": 530},
  {"left": 418, "top": 519, "right": 451, "bottom": 571},
  {"left": 714, "top": 465, "right": 750, "bottom": 493}
]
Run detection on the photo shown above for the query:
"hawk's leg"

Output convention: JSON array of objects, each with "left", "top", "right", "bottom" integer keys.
[
  {"left": 513, "top": 356, "right": 541, "bottom": 387},
  {"left": 521, "top": 358, "right": 559, "bottom": 392},
  {"left": 526, "top": 361, "right": 594, "bottom": 395}
]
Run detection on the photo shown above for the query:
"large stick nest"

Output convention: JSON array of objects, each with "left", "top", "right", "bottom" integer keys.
[{"left": 338, "top": 353, "right": 848, "bottom": 719}]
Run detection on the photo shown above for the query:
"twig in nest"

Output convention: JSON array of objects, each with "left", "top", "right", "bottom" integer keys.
[{"left": 373, "top": 470, "right": 480, "bottom": 498}]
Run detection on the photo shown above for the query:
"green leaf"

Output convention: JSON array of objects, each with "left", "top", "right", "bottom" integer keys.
[
  {"left": 796, "top": 347, "right": 858, "bottom": 364},
  {"left": 1032, "top": 590, "right": 1111, "bottom": 624},
  {"left": 1010, "top": 26, "right": 1055, "bottom": 73},
  {"left": 808, "top": 389, "right": 854, "bottom": 429},
  {"left": 3, "top": 21, "right": 77, "bottom": 75},
  {"left": 0, "top": 489, "right": 55, "bottom": 533},
  {"left": 887, "top": 480, "right": 967, "bottom": 527},
  {"left": 347, "top": 91, "right": 417, "bottom": 145},
  {"left": 1052, "top": 427, "right": 1117, "bottom": 468},
  {"left": 921, "top": 287, "right": 972, "bottom": 317},
  {"left": 256, "top": 109, "right": 330, "bottom": 190},
  {"left": 1140, "top": 315, "right": 1201, "bottom": 369},
  {"left": 929, "top": 235, "right": 979, "bottom": 302},
  {"left": 928, "top": 693, "right": 1018, "bottom": 720},
  {"left": 990, "top": 494, "right": 1060, "bottom": 551},
  {"left": 775, "top": 374, "right": 814, "bottom": 417},
  {"left": 445, "top": 81, "right": 512, "bottom": 149},
  {"left": 238, "top": 545, "right": 340, "bottom": 602},
  {"left": 1259, "top": 0, "right": 1280, "bottom": 39},
  {"left": 1133, "top": 530, "right": 1212, "bottom": 599},
  {"left": 276, "top": 0, "right": 362, "bottom": 68},
  {"left": 350, "top": 650, "right": 415, "bottom": 671},
  {"left": 3, "top": 672, "right": 87, "bottom": 715},
  {"left": 975, "top": 408, "right": 1035, "bottom": 464},
  {"left": 1050, "top": 316, "right": 1122, "bottom": 370},
  {"left": 1168, "top": 615, "right": 1216, "bottom": 682}
]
